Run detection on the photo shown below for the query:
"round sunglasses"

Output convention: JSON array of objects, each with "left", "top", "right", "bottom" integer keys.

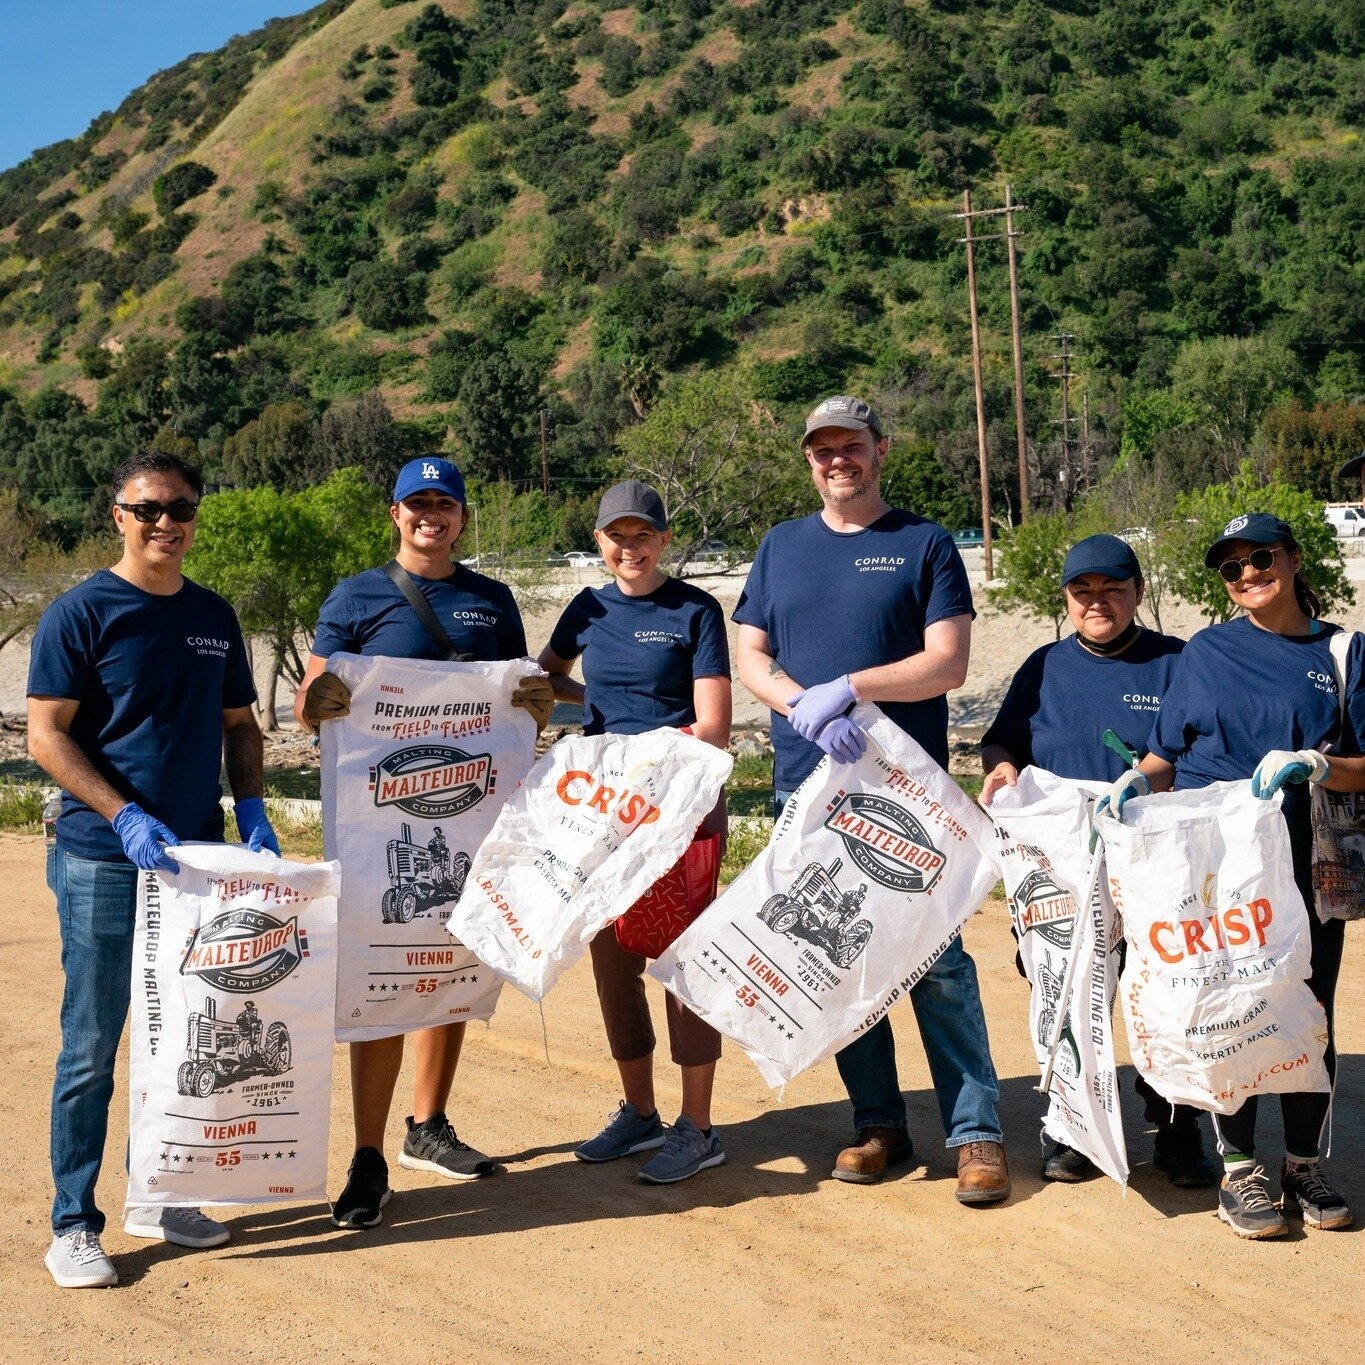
[
  {"left": 1217, "top": 545, "right": 1281, "bottom": 583},
  {"left": 116, "top": 499, "right": 199, "bottom": 524}
]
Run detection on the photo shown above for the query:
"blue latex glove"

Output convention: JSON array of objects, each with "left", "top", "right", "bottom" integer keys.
[
  {"left": 814, "top": 715, "right": 867, "bottom": 765},
  {"left": 1093, "top": 768, "right": 1150, "bottom": 824},
  {"left": 112, "top": 803, "right": 180, "bottom": 873},
  {"left": 1250, "top": 748, "right": 1328, "bottom": 800},
  {"left": 786, "top": 675, "right": 857, "bottom": 742},
  {"left": 234, "top": 796, "right": 281, "bottom": 855}
]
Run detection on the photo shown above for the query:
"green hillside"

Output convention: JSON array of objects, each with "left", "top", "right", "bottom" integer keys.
[{"left": 0, "top": 0, "right": 1362, "bottom": 545}]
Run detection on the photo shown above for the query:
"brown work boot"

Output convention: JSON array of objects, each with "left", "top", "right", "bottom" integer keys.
[
  {"left": 832, "top": 1127, "right": 913, "bottom": 1184},
  {"left": 955, "top": 1140, "right": 1011, "bottom": 1205}
]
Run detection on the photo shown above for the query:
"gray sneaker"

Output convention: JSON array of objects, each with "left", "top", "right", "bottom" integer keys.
[
  {"left": 45, "top": 1229, "right": 118, "bottom": 1288},
  {"left": 638, "top": 1115, "right": 726, "bottom": 1185},
  {"left": 1218, "top": 1165, "right": 1288, "bottom": 1239},
  {"left": 575, "top": 1101, "right": 666, "bottom": 1163},
  {"left": 1280, "top": 1158, "right": 1353, "bottom": 1230},
  {"left": 124, "top": 1205, "right": 230, "bottom": 1248}
]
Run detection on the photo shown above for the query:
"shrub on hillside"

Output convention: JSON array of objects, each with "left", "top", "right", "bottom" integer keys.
[{"left": 152, "top": 161, "right": 217, "bottom": 215}]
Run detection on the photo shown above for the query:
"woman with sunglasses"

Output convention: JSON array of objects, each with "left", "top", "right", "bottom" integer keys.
[
  {"left": 1104, "top": 513, "right": 1365, "bottom": 1238},
  {"left": 538, "top": 480, "right": 732, "bottom": 1185},
  {"left": 295, "top": 456, "right": 553, "bottom": 1228}
]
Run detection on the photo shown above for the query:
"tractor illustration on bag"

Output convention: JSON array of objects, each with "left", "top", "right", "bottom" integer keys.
[
  {"left": 176, "top": 997, "right": 292, "bottom": 1098},
  {"left": 381, "top": 821, "right": 472, "bottom": 923},
  {"left": 758, "top": 856, "right": 874, "bottom": 969}
]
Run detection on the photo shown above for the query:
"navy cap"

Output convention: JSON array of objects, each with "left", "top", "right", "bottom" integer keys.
[
  {"left": 392, "top": 456, "right": 465, "bottom": 505},
  {"left": 595, "top": 479, "right": 667, "bottom": 531},
  {"left": 1061, "top": 534, "right": 1142, "bottom": 588},
  {"left": 1203, "top": 512, "right": 1297, "bottom": 568},
  {"left": 1337, "top": 450, "right": 1365, "bottom": 482}
]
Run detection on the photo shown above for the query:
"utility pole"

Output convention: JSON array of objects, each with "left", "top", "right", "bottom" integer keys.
[
  {"left": 539, "top": 409, "right": 550, "bottom": 496},
  {"left": 954, "top": 190, "right": 996, "bottom": 580},
  {"left": 1047, "top": 333, "right": 1079, "bottom": 510},
  {"left": 1004, "top": 183, "right": 1029, "bottom": 521}
]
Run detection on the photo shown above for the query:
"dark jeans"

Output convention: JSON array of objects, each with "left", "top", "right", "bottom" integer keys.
[
  {"left": 775, "top": 789, "right": 1004, "bottom": 1147},
  {"left": 47, "top": 845, "right": 139, "bottom": 1234}
]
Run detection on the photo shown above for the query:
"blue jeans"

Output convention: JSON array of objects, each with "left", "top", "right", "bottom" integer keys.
[
  {"left": 48, "top": 845, "right": 139, "bottom": 1234},
  {"left": 774, "top": 789, "right": 1003, "bottom": 1147}
]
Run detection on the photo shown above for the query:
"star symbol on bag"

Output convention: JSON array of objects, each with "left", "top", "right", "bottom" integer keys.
[
  {"left": 262, "top": 1152, "right": 270, "bottom": 1160},
  {"left": 276, "top": 1151, "right": 285, "bottom": 1159},
  {"left": 379, "top": 983, "right": 388, "bottom": 991},
  {"left": 470, "top": 973, "right": 478, "bottom": 982},
  {"left": 368, "top": 984, "right": 376, "bottom": 992},
  {"left": 289, "top": 1150, "right": 297, "bottom": 1158}
]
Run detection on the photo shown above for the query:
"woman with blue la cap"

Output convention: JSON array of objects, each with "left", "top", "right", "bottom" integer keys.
[
  {"left": 539, "top": 479, "right": 733, "bottom": 1185},
  {"left": 295, "top": 455, "right": 554, "bottom": 1228},
  {"left": 981, "top": 533, "right": 1215, "bottom": 1187},
  {"left": 1101, "top": 511, "right": 1365, "bottom": 1239}
]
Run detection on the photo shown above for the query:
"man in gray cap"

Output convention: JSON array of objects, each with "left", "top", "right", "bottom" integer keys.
[{"left": 734, "top": 395, "right": 1010, "bottom": 1204}]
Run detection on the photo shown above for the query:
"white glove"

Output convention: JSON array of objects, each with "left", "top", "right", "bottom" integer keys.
[
  {"left": 1094, "top": 768, "right": 1150, "bottom": 824},
  {"left": 1250, "top": 749, "right": 1329, "bottom": 800}
]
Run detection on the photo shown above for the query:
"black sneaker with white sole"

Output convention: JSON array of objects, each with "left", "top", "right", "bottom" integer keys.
[
  {"left": 331, "top": 1146, "right": 393, "bottom": 1228},
  {"left": 400, "top": 1112, "right": 495, "bottom": 1181}
]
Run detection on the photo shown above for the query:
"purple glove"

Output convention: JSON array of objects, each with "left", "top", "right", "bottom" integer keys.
[
  {"left": 112, "top": 802, "right": 180, "bottom": 873},
  {"left": 814, "top": 716, "right": 867, "bottom": 765},
  {"left": 234, "top": 797, "right": 281, "bottom": 856},
  {"left": 786, "top": 674, "right": 857, "bottom": 741}
]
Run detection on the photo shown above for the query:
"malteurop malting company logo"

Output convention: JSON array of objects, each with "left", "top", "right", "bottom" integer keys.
[
  {"left": 823, "top": 792, "right": 945, "bottom": 893},
  {"left": 370, "top": 744, "right": 493, "bottom": 819},
  {"left": 1011, "top": 868, "right": 1077, "bottom": 949},
  {"left": 180, "top": 909, "right": 307, "bottom": 993}
]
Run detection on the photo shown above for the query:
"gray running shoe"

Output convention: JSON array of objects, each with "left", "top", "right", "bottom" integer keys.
[
  {"left": 45, "top": 1229, "right": 118, "bottom": 1288},
  {"left": 1218, "top": 1165, "right": 1288, "bottom": 1239},
  {"left": 400, "top": 1112, "right": 495, "bottom": 1180},
  {"left": 575, "top": 1101, "right": 666, "bottom": 1163},
  {"left": 1280, "top": 1159, "right": 1353, "bottom": 1230},
  {"left": 124, "top": 1205, "right": 229, "bottom": 1248},
  {"left": 638, "top": 1115, "right": 726, "bottom": 1185}
]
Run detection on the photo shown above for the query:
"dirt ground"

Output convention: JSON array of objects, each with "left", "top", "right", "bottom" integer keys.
[{"left": 5, "top": 836, "right": 1365, "bottom": 1363}]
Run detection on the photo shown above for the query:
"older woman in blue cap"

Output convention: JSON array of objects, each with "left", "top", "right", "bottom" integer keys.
[
  {"left": 981, "top": 534, "right": 1214, "bottom": 1186},
  {"left": 1103, "top": 512, "right": 1365, "bottom": 1238},
  {"left": 296, "top": 456, "right": 553, "bottom": 1227}
]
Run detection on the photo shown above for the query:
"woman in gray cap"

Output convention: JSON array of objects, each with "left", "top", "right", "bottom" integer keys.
[
  {"left": 1102, "top": 512, "right": 1365, "bottom": 1238},
  {"left": 539, "top": 479, "right": 733, "bottom": 1185},
  {"left": 981, "top": 534, "right": 1213, "bottom": 1187}
]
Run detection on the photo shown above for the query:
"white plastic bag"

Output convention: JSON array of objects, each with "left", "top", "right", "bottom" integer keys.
[
  {"left": 322, "top": 653, "right": 537, "bottom": 1041},
  {"left": 989, "top": 769, "right": 1127, "bottom": 1186},
  {"left": 1098, "top": 781, "right": 1329, "bottom": 1114},
  {"left": 651, "top": 706, "right": 999, "bottom": 1086},
  {"left": 447, "top": 729, "right": 733, "bottom": 999},
  {"left": 128, "top": 844, "right": 340, "bottom": 1207}
]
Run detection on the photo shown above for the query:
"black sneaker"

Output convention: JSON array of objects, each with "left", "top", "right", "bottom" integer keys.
[
  {"left": 1280, "top": 1158, "right": 1353, "bottom": 1230},
  {"left": 399, "top": 1112, "right": 495, "bottom": 1181},
  {"left": 1153, "top": 1122, "right": 1217, "bottom": 1189},
  {"left": 331, "top": 1146, "right": 392, "bottom": 1229},
  {"left": 1041, "top": 1142, "right": 1098, "bottom": 1183}
]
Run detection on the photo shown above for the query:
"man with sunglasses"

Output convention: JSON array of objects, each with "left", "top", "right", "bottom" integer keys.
[
  {"left": 27, "top": 452, "right": 278, "bottom": 1288},
  {"left": 735, "top": 395, "right": 1010, "bottom": 1205}
]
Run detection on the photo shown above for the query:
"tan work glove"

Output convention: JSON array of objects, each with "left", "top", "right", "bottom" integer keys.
[
  {"left": 510, "top": 674, "right": 555, "bottom": 732},
  {"left": 301, "top": 670, "right": 352, "bottom": 731}
]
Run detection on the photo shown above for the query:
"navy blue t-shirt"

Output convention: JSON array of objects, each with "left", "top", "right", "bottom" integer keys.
[
  {"left": 549, "top": 578, "right": 730, "bottom": 735},
  {"left": 733, "top": 509, "right": 974, "bottom": 789},
  {"left": 27, "top": 569, "right": 257, "bottom": 862},
  {"left": 312, "top": 564, "right": 527, "bottom": 662},
  {"left": 983, "top": 630, "right": 1185, "bottom": 782},
  {"left": 1150, "top": 616, "right": 1365, "bottom": 821}
]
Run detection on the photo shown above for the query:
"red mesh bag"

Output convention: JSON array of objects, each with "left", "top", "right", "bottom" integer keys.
[{"left": 614, "top": 829, "right": 722, "bottom": 959}]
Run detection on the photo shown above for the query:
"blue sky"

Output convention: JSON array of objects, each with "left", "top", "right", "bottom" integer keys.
[{"left": 0, "top": 1, "right": 315, "bottom": 173}]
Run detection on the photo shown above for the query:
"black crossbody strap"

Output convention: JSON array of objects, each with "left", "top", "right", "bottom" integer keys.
[{"left": 383, "top": 559, "right": 471, "bottom": 661}]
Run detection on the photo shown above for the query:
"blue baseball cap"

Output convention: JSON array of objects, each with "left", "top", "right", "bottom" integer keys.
[
  {"left": 392, "top": 456, "right": 466, "bottom": 505},
  {"left": 1061, "top": 534, "right": 1142, "bottom": 587},
  {"left": 1203, "top": 512, "right": 1297, "bottom": 568}
]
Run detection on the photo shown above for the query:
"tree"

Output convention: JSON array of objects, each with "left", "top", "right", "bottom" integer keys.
[
  {"left": 221, "top": 402, "right": 315, "bottom": 489},
  {"left": 152, "top": 161, "right": 217, "bottom": 214},
  {"left": 614, "top": 374, "right": 806, "bottom": 574},
  {"left": 991, "top": 509, "right": 1085, "bottom": 640},
  {"left": 1165, "top": 461, "right": 1352, "bottom": 623},
  {"left": 1263, "top": 401, "right": 1365, "bottom": 502}
]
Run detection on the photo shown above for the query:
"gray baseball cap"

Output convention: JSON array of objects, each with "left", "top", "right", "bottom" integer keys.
[
  {"left": 802, "top": 395, "right": 883, "bottom": 446},
  {"left": 595, "top": 479, "right": 668, "bottom": 531}
]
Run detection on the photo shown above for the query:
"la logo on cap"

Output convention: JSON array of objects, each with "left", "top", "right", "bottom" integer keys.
[{"left": 422, "top": 461, "right": 439, "bottom": 479}]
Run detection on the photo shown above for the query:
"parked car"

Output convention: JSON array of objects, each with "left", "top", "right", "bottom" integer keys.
[
  {"left": 564, "top": 550, "right": 605, "bottom": 567},
  {"left": 690, "top": 540, "right": 729, "bottom": 564},
  {"left": 1117, "top": 526, "right": 1152, "bottom": 545},
  {"left": 1325, "top": 505, "right": 1365, "bottom": 538},
  {"left": 952, "top": 527, "right": 985, "bottom": 548}
]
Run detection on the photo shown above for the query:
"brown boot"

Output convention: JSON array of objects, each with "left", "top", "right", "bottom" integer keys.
[
  {"left": 955, "top": 1140, "right": 1010, "bottom": 1204},
  {"left": 833, "top": 1127, "right": 913, "bottom": 1184}
]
